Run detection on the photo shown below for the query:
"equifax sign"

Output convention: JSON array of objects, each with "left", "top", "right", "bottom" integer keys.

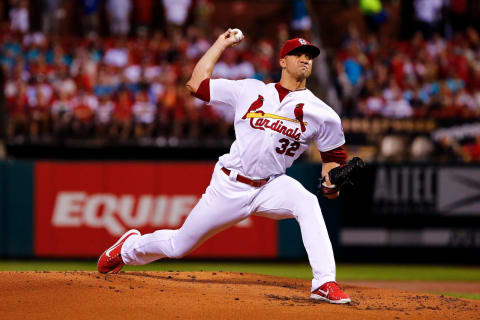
[
  {"left": 52, "top": 192, "right": 199, "bottom": 236},
  {"left": 34, "top": 162, "right": 272, "bottom": 258}
]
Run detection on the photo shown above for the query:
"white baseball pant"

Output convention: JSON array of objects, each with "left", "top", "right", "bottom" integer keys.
[{"left": 121, "top": 163, "right": 336, "bottom": 291}]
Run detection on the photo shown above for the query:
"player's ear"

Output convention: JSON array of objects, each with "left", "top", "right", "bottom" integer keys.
[{"left": 279, "top": 58, "right": 286, "bottom": 69}]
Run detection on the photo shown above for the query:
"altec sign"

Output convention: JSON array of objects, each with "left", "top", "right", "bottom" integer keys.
[{"left": 35, "top": 162, "right": 277, "bottom": 258}]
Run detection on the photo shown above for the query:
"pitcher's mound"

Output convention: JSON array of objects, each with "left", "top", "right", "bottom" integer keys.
[{"left": 0, "top": 271, "right": 478, "bottom": 319}]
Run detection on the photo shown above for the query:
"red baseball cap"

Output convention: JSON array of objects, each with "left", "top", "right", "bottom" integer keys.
[{"left": 280, "top": 38, "right": 320, "bottom": 59}]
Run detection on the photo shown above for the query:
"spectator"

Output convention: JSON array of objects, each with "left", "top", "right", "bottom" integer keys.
[
  {"left": 133, "top": 0, "right": 154, "bottom": 34},
  {"left": 212, "top": 49, "right": 254, "bottom": 80},
  {"left": 191, "top": 0, "right": 214, "bottom": 32},
  {"left": 80, "top": 0, "right": 103, "bottom": 36},
  {"left": 449, "top": 0, "right": 468, "bottom": 32},
  {"left": 42, "top": 0, "right": 64, "bottom": 35},
  {"left": 71, "top": 89, "right": 98, "bottom": 137},
  {"left": 71, "top": 47, "right": 98, "bottom": 92},
  {"left": 106, "top": 0, "right": 132, "bottom": 37},
  {"left": 27, "top": 77, "right": 53, "bottom": 139},
  {"left": 426, "top": 32, "right": 446, "bottom": 58},
  {"left": 454, "top": 88, "right": 476, "bottom": 114},
  {"left": 414, "top": 0, "right": 446, "bottom": 40},
  {"left": 185, "top": 26, "right": 210, "bottom": 60},
  {"left": 382, "top": 85, "right": 413, "bottom": 118},
  {"left": 6, "top": 81, "right": 28, "bottom": 139},
  {"left": 10, "top": 0, "right": 29, "bottom": 34},
  {"left": 179, "top": 86, "right": 200, "bottom": 140},
  {"left": 359, "top": 0, "right": 387, "bottom": 33},
  {"left": 53, "top": 64, "right": 77, "bottom": 99},
  {"left": 158, "top": 79, "right": 184, "bottom": 140},
  {"left": 94, "top": 67, "right": 116, "bottom": 98},
  {"left": 291, "top": 0, "right": 312, "bottom": 32},
  {"left": 51, "top": 88, "right": 73, "bottom": 137},
  {"left": 103, "top": 39, "right": 128, "bottom": 68},
  {"left": 162, "top": 0, "right": 192, "bottom": 33},
  {"left": 433, "top": 136, "right": 465, "bottom": 162},
  {"left": 359, "top": 87, "right": 385, "bottom": 117},
  {"left": 110, "top": 88, "right": 132, "bottom": 141},
  {"left": 251, "top": 39, "right": 275, "bottom": 82},
  {"left": 410, "top": 135, "right": 434, "bottom": 161},
  {"left": 95, "top": 93, "right": 114, "bottom": 138},
  {"left": 123, "top": 54, "right": 141, "bottom": 86},
  {"left": 462, "top": 134, "right": 480, "bottom": 162},
  {"left": 132, "top": 89, "right": 155, "bottom": 139},
  {"left": 379, "top": 134, "right": 406, "bottom": 161}
]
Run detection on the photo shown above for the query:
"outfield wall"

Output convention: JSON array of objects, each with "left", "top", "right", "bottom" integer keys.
[
  {"left": 0, "top": 160, "right": 329, "bottom": 260},
  {"left": 0, "top": 161, "right": 34, "bottom": 257},
  {"left": 1, "top": 160, "right": 479, "bottom": 263}
]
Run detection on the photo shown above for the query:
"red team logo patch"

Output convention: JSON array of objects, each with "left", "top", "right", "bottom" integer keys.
[
  {"left": 241, "top": 95, "right": 264, "bottom": 119},
  {"left": 294, "top": 103, "right": 306, "bottom": 132},
  {"left": 242, "top": 97, "right": 307, "bottom": 140}
]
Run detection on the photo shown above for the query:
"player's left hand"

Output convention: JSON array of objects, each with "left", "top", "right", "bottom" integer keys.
[
  {"left": 318, "top": 157, "right": 365, "bottom": 198},
  {"left": 328, "top": 157, "right": 365, "bottom": 190}
]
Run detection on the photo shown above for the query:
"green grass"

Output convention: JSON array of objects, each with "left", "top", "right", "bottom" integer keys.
[
  {"left": 1, "top": 260, "right": 480, "bottom": 282},
  {"left": 435, "top": 292, "right": 480, "bottom": 300},
  {"left": 337, "top": 264, "right": 480, "bottom": 282}
]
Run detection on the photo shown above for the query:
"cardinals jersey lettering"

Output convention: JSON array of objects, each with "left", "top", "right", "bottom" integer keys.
[{"left": 208, "top": 78, "right": 345, "bottom": 179}]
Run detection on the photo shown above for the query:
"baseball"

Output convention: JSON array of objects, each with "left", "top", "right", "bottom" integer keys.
[{"left": 231, "top": 28, "right": 244, "bottom": 42}]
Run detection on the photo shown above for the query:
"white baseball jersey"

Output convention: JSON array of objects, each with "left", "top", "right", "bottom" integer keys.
[
  {"left": 210, "top": 79, "right": 345, "bottom": 178},
  {"left": 120, "top": 78, "right": 343, "bottom": 293}
]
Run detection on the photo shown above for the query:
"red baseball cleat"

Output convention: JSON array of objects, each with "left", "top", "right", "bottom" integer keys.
[
  {"left": 310, "top": 281, "right": 351, "bottom": 304},
  {"left": 97, "top": 229, "right": 140, "bottom": 274}
]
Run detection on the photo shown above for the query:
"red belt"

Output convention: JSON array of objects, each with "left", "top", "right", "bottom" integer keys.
[{"left": 221, "top": 167, "right": 269, "bottom": 188}]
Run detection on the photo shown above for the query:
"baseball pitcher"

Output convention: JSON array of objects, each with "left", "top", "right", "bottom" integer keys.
[{"left": 98, "top": 29, "right": 365, "bottom": 304}]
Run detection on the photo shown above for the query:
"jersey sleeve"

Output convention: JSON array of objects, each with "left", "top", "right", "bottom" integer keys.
[
  {"left": 209, "top": 79, "right": 246, "bottom": 107},
  {"left": 315, "top": 111, "right": 346, "bottom": 152},
  {"left": 320, "top": 146, "right": 347, "bottom": 164}
]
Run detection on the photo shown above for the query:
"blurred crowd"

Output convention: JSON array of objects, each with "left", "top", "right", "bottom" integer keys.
[
  {"left": 332, "top": 25, "right": 480, "bottom": 162},
  {"left": 330, "top": 0, "right": 480, "bottom": 163},
  {"left": 335, "top": 27, "right": 480, "bottom": 120},
  {"left": 1, "top": 0, "right": 286, "bottom": 146},
  {"left": 3, "top": 29, "right": 233, "bottom": 145},
  {"left": 1, "top": 0, "right": 480, "bottom": 162}
]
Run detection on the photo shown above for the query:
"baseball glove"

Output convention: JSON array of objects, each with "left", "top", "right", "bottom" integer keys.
[{"left": 319, "top": 157, "right": 365, "bottom": 197}]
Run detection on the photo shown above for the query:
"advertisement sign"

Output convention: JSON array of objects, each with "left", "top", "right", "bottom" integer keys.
[
  {"left": 341, "top": 164, "right": 480, "bottom": 249},
  {"left": 437, "top": 168, "right": 480, "bottom": 215},
  {"left": 372, "top": 165, "right": 436, "bottom": 215},
  {"left": 371, "top": 165, "right": 480, "bottom": 217},
  {"left": 35, "top": 162, "right": 277, "bottom": 258}
]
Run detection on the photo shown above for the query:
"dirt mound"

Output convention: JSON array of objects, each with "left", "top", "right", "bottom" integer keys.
[{"left": 0, "top": 271, "right": 478, "bottom": 319}]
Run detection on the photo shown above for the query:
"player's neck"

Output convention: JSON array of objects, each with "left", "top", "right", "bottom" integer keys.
[{"left": 279, "top": 75, "right": 307, "bottom": 91}]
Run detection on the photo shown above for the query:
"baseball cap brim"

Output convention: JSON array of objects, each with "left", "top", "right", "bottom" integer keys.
[
  {"left": 285, "top": 45, "right": 320, "bottom": 59},
  {"left": 280, "top": 38, "right": 321, "bottom": 59}
]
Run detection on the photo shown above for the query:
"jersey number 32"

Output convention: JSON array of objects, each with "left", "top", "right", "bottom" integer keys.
[{"left": 276, "top": 138, "right": 300, "bottom": 157}]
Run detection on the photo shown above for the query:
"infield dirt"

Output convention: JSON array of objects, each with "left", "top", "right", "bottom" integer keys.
[{"left": 0, "top": 271, "right": 478, "bottom": 319}]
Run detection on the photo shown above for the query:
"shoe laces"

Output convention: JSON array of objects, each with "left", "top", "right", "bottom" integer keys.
[
  {"left": 106, "top": 253, "right": 122, "bottom": 264},
  {"left": 324, "top": 281, "right": 342, "bottom": 292}
]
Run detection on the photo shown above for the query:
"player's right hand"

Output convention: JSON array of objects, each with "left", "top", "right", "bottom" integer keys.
[{"left": 216, "top": 29, "right": 243, "bottom": 49}]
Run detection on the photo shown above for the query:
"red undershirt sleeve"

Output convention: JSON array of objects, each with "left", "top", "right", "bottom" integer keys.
[
  {"left": 191, "top": 78, "right": 210, "bottom": 102},
  {"left": 320, "top": 145, "right": 347, "bottom": 164}
]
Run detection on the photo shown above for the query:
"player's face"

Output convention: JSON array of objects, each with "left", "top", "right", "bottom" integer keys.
[{"left": 282, "top": 51, "right": 313, "bottom": 80}]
